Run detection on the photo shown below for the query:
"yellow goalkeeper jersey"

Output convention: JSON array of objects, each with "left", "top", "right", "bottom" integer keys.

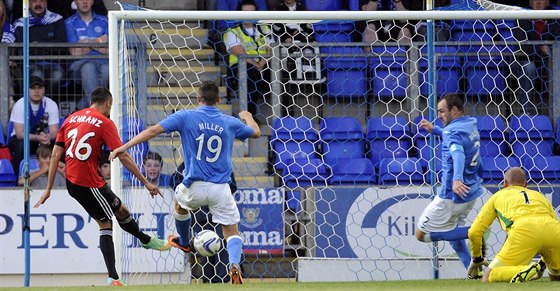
[{"left": 468, "top": 185, "right": 558, "bottom": 257}]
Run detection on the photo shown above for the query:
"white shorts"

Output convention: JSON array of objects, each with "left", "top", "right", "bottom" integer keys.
[
  {"left": 175, "top": 181, "right": 240, "bottom": 226},
  {"left": 417, "top": 196, "right": 476, "bottom": 233}
]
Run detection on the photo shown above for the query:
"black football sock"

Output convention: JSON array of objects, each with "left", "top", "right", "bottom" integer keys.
[
  {"left": 100, "top": 228, "right": 119, "bottom": 280},
  {"left": 118, "top": 215, "right": 151, "bottom": 244}
]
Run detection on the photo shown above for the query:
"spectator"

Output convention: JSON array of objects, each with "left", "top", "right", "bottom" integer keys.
[
  {"left": 216, "top": 0, "right": 267, "bottom": 33},
  {"left": 99, "top": 149, "right": 111, "bottom": 187},
  {"left": 142, "top": 151, "right": 173, "bottom": 187},
  {"left": 511, "top": 0, "right": 560, "bottom": 115},
  {"left": 1, "top": 0, "right": 16, "bottom": 111},
  {"left": 8, "top": 76, "right": 60, "bottom": 176},
  {"left": 1, "top": 0, "right": 14, "bottom": 43},
  {"left": 409, "top": 0, "right": 451, "bottom": 42},
  {"left": 223, "top": 0, "right": 273, "bottom": 119},
  {"left": 272, "top": 0, "right": 316, "bottom": 73},
  {"left": 65, "top": 0, "right": 109, "bottom": 110},
  {"left": 13, "top": 0, "right": 67, "bottom": 92},
  {"left": 9, "top": 0, "right": 107, "bottom": 20},
  {"left": 18, "top": 145, "right": 65, "bottom": 187},
  {"left": 359, "top": 0, "right": 413, "bottom": 45}
]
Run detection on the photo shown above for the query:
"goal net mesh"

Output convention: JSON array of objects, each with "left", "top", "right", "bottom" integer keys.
[{"left": 110, "top": 0, "right": 560, "bottom": 284}]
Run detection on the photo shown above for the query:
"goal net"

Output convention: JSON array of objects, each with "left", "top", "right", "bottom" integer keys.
[{"left": 108, "top": 0, "right": 560, "bottom": 284}]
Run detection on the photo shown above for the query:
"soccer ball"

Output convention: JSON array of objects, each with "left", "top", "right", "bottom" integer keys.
[{"left": 193, "top": 230, "right": 222, "bottom": 256}]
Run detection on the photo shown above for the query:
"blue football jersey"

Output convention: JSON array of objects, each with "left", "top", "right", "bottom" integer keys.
[
  {"left": 159, "top": 106, "right": 254, "bottom": 187},
  {"left": 436, "top": 116, "right": 483, "bottom": 202}
]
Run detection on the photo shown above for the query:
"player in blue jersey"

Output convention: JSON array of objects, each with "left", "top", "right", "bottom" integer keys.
[
  {"left": 415, "top": 93, "right": 483, "bottom": 270},
  {"left": 109, "top": 81, "right": 261, "bottom": 284}
]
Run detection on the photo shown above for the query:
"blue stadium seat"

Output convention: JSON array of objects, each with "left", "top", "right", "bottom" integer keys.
[
  {"left": 481, "top": 156, "right": 519, "bottom": 184},
  {"left": 463, "top": 53, "right": 507, "bottom": 96},
  {"left": 475, "top": 115, "right": 507, "bottom": 157},
  {"left": 509, "top": 115, "right": 554, "bottom": 141},
  {"left": 369, "top": 46, "right": 407, "bottom": 99},
  {"left": 122, "top": 117, "right": 149, "bottom": 180},
  {"left": 305, "top": 0, "right": 342, "bottom": 11},
  {"left": 509, "top": 115, "right": 554, "bottom": 158},
  {"left": 511, "top": 140, "right": 554, "bottom": 159},
  {"left": 412, "top": 116, "right": 443, "bottom": 172},
  {"left": 271, "top": 116, "right": 319, "bottom": 171},
  {"left": 328, "top": 158, "right": 376, "bottom": 185},
  {"left": 314, "top": 21, "right": 353, "bottom": 43},
  {"left": 419, "top": 45, "right": 461, "bottom": 96},
  {"left": 320, "top": 117, "right": 365, "bottom": 164},
  {"left": 366, "top": 116, "right": 412, "bottom": 168},
  {"left": 59, "top": 117, "right": 66, "bottom": 129},
  {"left": 556, "top": 118, "right": 560, "bottom": 144},
  {"left": 18, "top": 158, "right": 40, "bottom": 177},
  {"left": 450, "top": 20, "right": 495, "bottom": 52},
  {"left": 319, "top": 117, "right": 363, "bottom": 141},
  {"left": 323, "top": 47, "right": 368, "bottom": 98},
  {"left": 521, "top": 156, "right": 560, "bottom": 183},
  {"left": 0, "top": 159, "right": 16, "bottom": 186},
  {"left": 378, "top": 158, "right": 424, "bottom": 185},
  {"left": 0, "top": 121, "right": 5, "bottom": 146},
  {"left": 5, "top": 121, "right": 14, "bottom": 144},
  {"left": 496, "top": 19, "right": 517, "bottom": 51},
  {"left": 272, "top": 116, "right": 318, "bottom": 141},
  {"left": 282, "top": 158, "right": 329, "bottom": 188}
]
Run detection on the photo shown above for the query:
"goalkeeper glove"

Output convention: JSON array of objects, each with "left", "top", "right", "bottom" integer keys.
[{"left": 467, "top": 256, "right": 488, "bottom": 279}]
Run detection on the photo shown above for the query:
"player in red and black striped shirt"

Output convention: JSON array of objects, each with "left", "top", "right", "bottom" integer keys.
[{"left": 34, "top": 87, "right": 171, "bottom": 286}]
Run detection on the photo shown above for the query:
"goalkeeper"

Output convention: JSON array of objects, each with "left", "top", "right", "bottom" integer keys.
[
  {"left": 415, "top": 94, "right": 483, "bottom": 269},
  {"left": 467, "top": 167, "right": 560, "bottom": 283}
]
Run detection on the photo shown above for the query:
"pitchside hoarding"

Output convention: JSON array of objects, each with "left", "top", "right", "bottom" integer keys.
[
  {"left": 235, "top": 188, "right": 285, "bottom": 255},
  {"left": 0, "top": 187, "right": 284, "bottom": 274},
  {"left": 314, "top": 186, "right": 558, "bottom": 259}
]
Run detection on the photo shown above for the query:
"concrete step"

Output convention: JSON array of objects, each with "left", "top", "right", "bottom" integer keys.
[
  {"left": 236, "top": 175, "right": 275, "bottom": 189},
  {"left": 146, "top": 85, "right": 227, "bottom": 99},
  {"left": 233, "top": 156, "right": 268, "bottom": 177},
  {"left": 147, "top": 48, "right": 214, "bottom": 62},
  {"left": 147, "top": 65, "right": 222, "bottom": 86},
  {"left": 127, "top": 27, "right": 208, "bottom": 50}
]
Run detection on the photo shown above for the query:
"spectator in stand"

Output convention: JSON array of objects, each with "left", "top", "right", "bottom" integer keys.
[
  {"left": 9, "top": 0, "right": 108, "bottom": 20},
  {"left": 1, "top": 0, "right": 16, "bottom": 111},
  {"left": 272, "top": 0, "right": 316, "bottom": 73},
  {"left": 511, "top": 0, "right": 560, "bottom": 115},
  {"left": 99, "top": 149, "right": 111, "bottom": 187},
  {"left": 65, "top": 0, "right": 109, "bottom": 110},
  {"left": 1, "top": 0, "right": 14, "bottom": 42},
  {"left": 223, "top": 0, "right": 273, "bottom": 119},
  {"left": 359, "top": 0, "right": 413, "bottom": 45},
  {"left": 13, "top": 0, "right": 67, "bottom": 92},
  {"left": 8, "top": 76, "right": 60, "bottom": 176},
  {"left": 142, "top": 151, "right": 173, "bottom": 187},
  {"left": 18, "top": 145, "right": 65, "bottom": 187},
  {"left": 408, "top": 0, "right": 451, "bottom": 41},
  {"left": 216, "top": 0, "right": 267, "bottom": 33}
]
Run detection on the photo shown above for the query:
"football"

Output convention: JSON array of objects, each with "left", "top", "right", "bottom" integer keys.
[{"left": 193, "top": 230, "right": 222, "bottom": 256}]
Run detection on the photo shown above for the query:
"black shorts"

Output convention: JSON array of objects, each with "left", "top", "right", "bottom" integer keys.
[{"left": 66, "top": 180, "right": 122, "bottom": 222}]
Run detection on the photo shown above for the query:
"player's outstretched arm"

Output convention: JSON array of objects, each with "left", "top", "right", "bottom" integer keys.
[
  {"left": 34, "top": 145, "right": 64, "bottom": 208},
  {"left": 109, "top": 124, "right": 165, "bottom": 161},
  {"left": 239, "top": 111, "right": 261, "bottom": 138}
]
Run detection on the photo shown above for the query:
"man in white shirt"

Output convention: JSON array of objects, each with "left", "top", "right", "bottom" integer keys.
[{"left": 8, "top": 76, "right": 60, "bottom": 175}]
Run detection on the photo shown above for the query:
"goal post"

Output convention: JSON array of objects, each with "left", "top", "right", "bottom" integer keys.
[{"left": 108, "top": 4, "right": 560, "bottom": 284}]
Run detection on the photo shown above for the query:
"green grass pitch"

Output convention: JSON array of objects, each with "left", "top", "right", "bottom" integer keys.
[{"left": 1, "top": 279, "right": 557, "bottom": 291}]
